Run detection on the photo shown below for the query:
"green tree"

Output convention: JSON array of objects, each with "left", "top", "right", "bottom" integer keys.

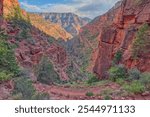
[
  {"left": 13, "top": 78, "right": 35, "bottom": 100},
  {"left": 36, "top": 57, "right": 60, "bottom": 85},
  {"left": 0, "top": 40, "right": 19, "bottom": 76},
  {"left": 132, "top": 24, "right": 150, "bottom": 58}
]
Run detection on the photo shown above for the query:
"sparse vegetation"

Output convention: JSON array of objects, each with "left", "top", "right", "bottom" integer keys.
[
  {"left": 134, "top": 0, "right": 145, "bottom": 6},
  {"left": 13, "top": 78, "right": 36, "bottom": 100},
  {"left": 140, "top": 72, "right": 150, "bottom": 90},
  {"left": 115, "top": 78, "right": 125, "bottom": 85},
  {"left": 32, "top": 92, "right": 50, "bottom": 100},
  {"left": 86, "top": 92, "right": 94, "bottom": 97},
  {"left": 13, "top": 77, "right": 50, "bottom": 100},
  {"left": 101, "top": 88, "right": 113, "bottom": 100},
  {"left": 123, "top": 80, "right": 145, "bottom": 94}
]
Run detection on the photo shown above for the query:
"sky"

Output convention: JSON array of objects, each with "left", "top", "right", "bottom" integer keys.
[{"left": 18, "top": 0, "right": 120, "bottom": 19}]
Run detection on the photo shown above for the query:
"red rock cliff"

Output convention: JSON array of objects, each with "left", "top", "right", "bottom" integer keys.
[{"left": 81, "top": 0, "right": 150, "bottom": 78}]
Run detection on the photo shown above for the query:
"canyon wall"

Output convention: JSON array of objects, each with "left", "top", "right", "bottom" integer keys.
[
  {"left": 93, "top": 0, "right": 150, "bottom": 78},
  {"left": 80, "top": 0, "right": 150, "bottom": 78}
]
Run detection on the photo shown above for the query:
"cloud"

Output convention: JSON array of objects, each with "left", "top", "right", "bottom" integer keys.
[{"left": 20, "top": 0, "right": 120, "bottom": 18}]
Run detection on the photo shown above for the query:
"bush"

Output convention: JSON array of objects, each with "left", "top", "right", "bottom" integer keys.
[
  {"left": 123, "top": 81, "right": 145, "bottom": 94},
  {"left": 86, "top": 92, "right": 94, "bottom": 97},
  {"left": 32, "top": 92, "right": 50, "bottom": 100},
  {"left": 109, "top": 64, "right": 127, "bottom": 81},
  {"left": 113, "top": 50, "right": 123, "bottom": 64},
  {"left": 128, "top": 68, "right": 141, "bottom": 81},
  {"left": 13, "top": 78, "right": 36, "bottom": 100},
  {"left": 36, "top": 57, "right": 60, "bottom": 85},
  {"left": 0, "top": 28, "right": 8, "bottom": 40},
  {"left": 0, "top": 71, "right": 13, "bottom": 82},
  {"left": 140, "top": 72, "right": 150, "bottom": 90},
  {"left": 47, "top": 37, "right": 55, "bottom": 44},
  {"left": 87, "top": 73, "right": 99, "bottom": 85}
]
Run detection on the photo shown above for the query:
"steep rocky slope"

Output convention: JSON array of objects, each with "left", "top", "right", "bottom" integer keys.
[
  {"left": 69, "top": 0, "right": 150, "bottom": 78},
  {"left": 37, "top": 12, "right": 91, "bottom": 36},
  {"left": 0, "top": 0, "right": 70, "bottom": 86}
]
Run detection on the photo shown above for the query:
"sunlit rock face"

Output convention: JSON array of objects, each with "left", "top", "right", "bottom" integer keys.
[
  {"left": 37, "top": 12, "right": 91, "bottom": 36},
  {"left": 3, "top": 0, "right": 19, "bottom": 17}
]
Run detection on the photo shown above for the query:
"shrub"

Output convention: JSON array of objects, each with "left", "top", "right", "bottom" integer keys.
[
  {"left": 128, "top": 68, "right": 141, "bottom": 81},
  {"left": 113, "top": 50, "right": 123, "bottom": 64},
  {"left": 47, "top": 37, "right": 55, "bottom": 44},
  {"left": 109, "top": 64, "right": 127, "bottom": 81},
  {"left": 0, "top": 71, "right": 13, "bottom": 82},
  {"left": 0, "top": 28, "right": 8, "bottom": 40},
  {"left": 86, "top": 92, "right": 94, "bottom": 97},
  {"left": 36, "top": 57, "right": 60, "bottom": 85},
  {"left": 123, "top": 81, "right": 145, "bottom": 94},
  {"left": 87, "top": 73, "right": 99, "bottom": 85},
  {"left": 140, "top": 72, "right": 150, "bottom": 90},
  {"left": 134, "top": 0, "right": 145, "bottom": 6},
  {"left": 13, "top": 78, "right": 36, "bottom": 100},
  {"left": 18, "top": 69, "right": 31, "bottom": 79},
  {"left": 32, "top": 92, "right": 50, "bottom": 100},
  {"left": 104, "top": 95, "right": 111, "bottom": 100}
]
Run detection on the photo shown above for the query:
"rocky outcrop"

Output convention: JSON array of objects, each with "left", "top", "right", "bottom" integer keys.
[
  {"left": 37, "top": 13, "right": 91, "bottom": 36},
  {"left": 79, "top": 0, "right": 150, "bottom": 78}
]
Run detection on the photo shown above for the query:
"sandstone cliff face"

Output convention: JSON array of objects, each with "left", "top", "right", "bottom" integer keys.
[
  {"left": 82, "top": 0, "right": 150, "bottom": 78},
  {"left": 3, "top": 0, "right": 19, "bottom": 17},
  {"left": 37, "top": 13, "right": 91, "bottom": 36}
]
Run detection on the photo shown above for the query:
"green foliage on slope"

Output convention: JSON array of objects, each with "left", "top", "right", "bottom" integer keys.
[
  {"left": 132, "top": 23, "right": 150, "bottom": 58},
  {"left": 35, "top": 56, "right": 60, "bottom": 85},
  {"left": 0, "top": 30, "right": 19, "bottom": 82}
]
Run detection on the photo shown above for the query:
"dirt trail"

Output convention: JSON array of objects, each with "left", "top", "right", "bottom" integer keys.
[
  {"left": 34, "top": 82, "right": 120, "bottom": 100},
  {"left": 34, "top": 82, "right": 150, "bottom": 100}
]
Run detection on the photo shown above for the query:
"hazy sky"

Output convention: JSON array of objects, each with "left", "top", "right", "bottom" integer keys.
[{"left": 19, "top": 0, "right": 120, "bottom": 18}]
